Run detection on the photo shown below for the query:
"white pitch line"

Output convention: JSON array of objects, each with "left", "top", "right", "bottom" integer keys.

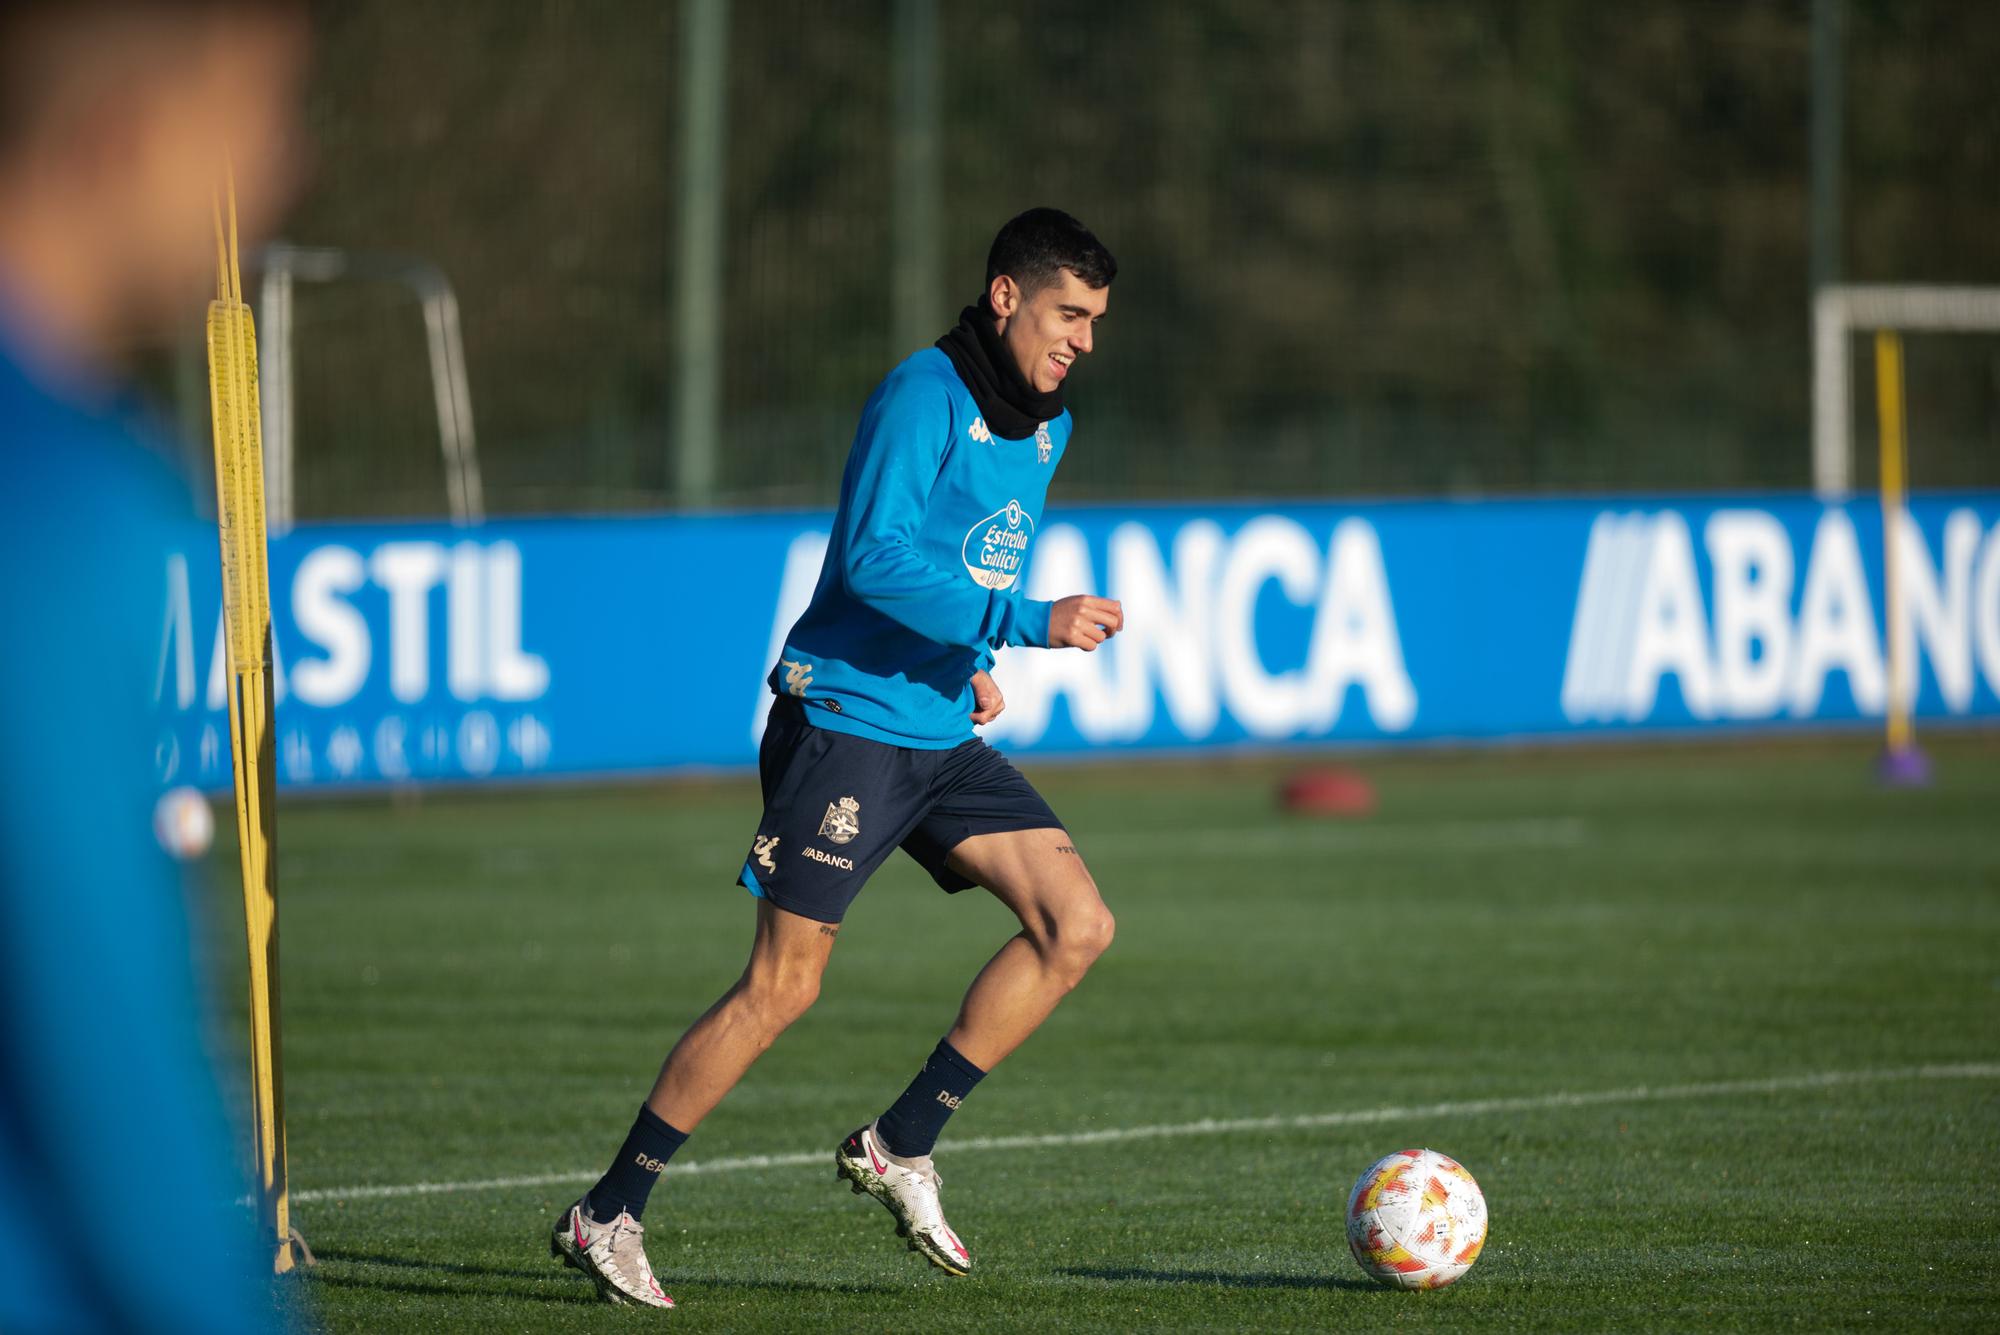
[{"left": 290, "top": 1062, "right": 2000, "bottom": 1205}]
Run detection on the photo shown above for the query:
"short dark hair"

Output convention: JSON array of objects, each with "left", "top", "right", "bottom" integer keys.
[{"left": 985, "top": 207, "right": 1117, "bottom": 297}]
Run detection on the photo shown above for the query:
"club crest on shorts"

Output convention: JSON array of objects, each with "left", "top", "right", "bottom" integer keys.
[{"left": 818, "top": 795, "right": 861, "bottom": 845}]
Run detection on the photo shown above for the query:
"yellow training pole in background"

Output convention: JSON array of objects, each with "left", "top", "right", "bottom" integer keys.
[
  {"left": 1872, "top": 330, "right": 1929, "bottom": 786},
  {"left": 206, "top": 165, "right": 310, "bottom": 1273}
]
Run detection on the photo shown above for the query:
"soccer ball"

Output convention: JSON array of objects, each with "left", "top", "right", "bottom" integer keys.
[{"left": 1345, "top": 1148, "right": 1488, "bottom": 1289}]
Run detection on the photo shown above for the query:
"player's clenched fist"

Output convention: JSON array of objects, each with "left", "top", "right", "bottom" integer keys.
[
  {"left": 1047, "top": 594, "right": 1123, "bottom": 650},
  {"left": 969, "top": 669, "right": 1005, "bottom": 724}
]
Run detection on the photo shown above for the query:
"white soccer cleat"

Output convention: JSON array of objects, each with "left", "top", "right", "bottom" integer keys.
[
  {"left": 835, "top": 1122, "right": 973, "bottom": 1276},
  {"left": 550, "top": 1198, "right": 676, "bottom": 1309}
]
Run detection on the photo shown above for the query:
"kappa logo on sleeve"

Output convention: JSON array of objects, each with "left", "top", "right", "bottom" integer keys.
[
  {"left": 968, "top": 417, "right": 992, "bottom": 443},
  {"left": 961, "top": 499, "right": 1034, "bottom": 591}
]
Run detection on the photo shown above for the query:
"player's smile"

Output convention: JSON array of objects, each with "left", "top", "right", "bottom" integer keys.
[{"left": 996, "top": 265, "right": 1107, "bottom": 395}]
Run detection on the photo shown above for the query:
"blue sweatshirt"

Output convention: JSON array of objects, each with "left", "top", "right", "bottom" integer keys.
[{"left": 768, "top": 347, "right": 1069, "bottom": 747}]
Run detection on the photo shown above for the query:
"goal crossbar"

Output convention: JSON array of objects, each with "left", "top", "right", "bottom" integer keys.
[{"left": 1813, "top": 284, "right": 2000, "bottom": 497}]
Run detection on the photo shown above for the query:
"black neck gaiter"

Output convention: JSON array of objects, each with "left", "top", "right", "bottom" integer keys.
[{"left": 935, "top": 300, "right": 1063, "bottom": 440}]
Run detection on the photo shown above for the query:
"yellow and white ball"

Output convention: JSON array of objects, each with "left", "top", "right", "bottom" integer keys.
[{"left": 1346, "top": 1148, "right": 1488, "bottom": 1289}]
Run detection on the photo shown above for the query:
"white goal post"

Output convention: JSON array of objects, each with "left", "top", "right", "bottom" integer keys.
[
  {"left": 254, "top": 244, "right": 486, "bottom": 532},
  {"left": 1813, "top": 284, "right": 2000, "bottom": 497}
]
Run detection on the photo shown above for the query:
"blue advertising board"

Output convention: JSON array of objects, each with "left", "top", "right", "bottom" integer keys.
[{"left": 153, "top": 494, "right": 2000, "bottom": 790}]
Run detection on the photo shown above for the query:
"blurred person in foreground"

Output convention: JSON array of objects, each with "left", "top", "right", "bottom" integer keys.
[
  {"left": 555, "top": 209, "right": 1121, "bottom": 1309},
  {"left": 0, "top": 1, "right": 308, "bottom": 1329}
]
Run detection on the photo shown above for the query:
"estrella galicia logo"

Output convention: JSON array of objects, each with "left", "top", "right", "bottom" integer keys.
[{"left": 962, "top": 500, "right": 1034, "bottom": 591}]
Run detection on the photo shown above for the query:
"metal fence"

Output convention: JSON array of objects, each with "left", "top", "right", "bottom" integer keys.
[{"left": 218, "top": 0, "right": 2000, "bottom": 519}]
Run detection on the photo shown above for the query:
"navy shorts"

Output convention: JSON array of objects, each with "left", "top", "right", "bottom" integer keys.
[{"left": 735, "top": 697, "right": 1065, "bottom": 924}]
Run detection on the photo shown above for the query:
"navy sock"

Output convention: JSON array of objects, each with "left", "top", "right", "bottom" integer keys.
[
  {"left": 585, "top": 1106, "right": 688, "bottom": 1223},
  {"left": 875, "top": 1038, "right": 986, "bottom": 1158}
]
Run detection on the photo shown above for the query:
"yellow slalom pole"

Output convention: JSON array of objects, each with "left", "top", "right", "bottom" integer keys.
[
  {"left": 1874, "top": 331, "right": 1908, "bottom": 752},
  {"left": 1872, "top": 330, "right": 1927, "bottom": 786},
  {"left": 206, "top": 162, "right": 309, "bottom": 1273}
]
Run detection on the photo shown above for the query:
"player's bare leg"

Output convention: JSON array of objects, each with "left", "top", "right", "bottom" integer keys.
[
  {"left": 647, "top": 899, "right": 837, "bottom": 1130},
  {"left": 836, "top": 826, "right": 1113, "bottom": 1274},
  {"left": 940, "top": 826, "right": 1115, "bottom": 1069},
  {"left": 555, "top": 900, "right": 833, "bottom": 1305}
]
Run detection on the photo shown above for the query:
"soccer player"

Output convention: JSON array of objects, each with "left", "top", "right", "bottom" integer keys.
[
  {"left": 555, "top": 208, "right": 1122, "bottom": 1307},
  {"left": 0, "top": 1, "right": 307, "bottom": 1329}
]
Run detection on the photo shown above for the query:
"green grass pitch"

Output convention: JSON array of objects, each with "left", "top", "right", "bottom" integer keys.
[{"left": 206, "top": 733, "right": 2000, "bottom": 1332}]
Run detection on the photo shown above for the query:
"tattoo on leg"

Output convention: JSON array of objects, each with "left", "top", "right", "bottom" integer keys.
[
  {"left": 818, "top": 924, "right": 840, "bottom": 939},
  {"left": 1055, "top": 844, "right": 1077, "bottom": 855}
]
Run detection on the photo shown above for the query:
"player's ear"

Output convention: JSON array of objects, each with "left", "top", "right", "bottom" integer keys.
[{"left": 988, "top": 274, "right": 1019, "bottom": 319}]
